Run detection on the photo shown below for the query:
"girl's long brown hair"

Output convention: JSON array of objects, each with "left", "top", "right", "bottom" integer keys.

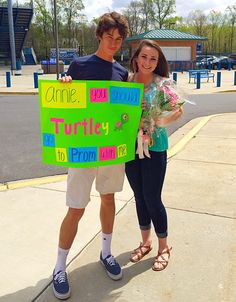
[{"left": 130, "top": 39, "right": 169, "bottom": 78}]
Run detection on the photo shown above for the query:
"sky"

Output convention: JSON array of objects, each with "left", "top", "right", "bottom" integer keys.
[
  {"left": 82, "top": 0, "right": 236, "bottom": 22},
  {"left": 16, "top": 0, "right": 235, "bottom": 22}
]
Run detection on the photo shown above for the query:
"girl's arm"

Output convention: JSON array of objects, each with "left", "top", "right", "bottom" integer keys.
[
  {"left": 154, "top": 107, "right": 184, "bottom": 127},
  {"left": 128, "top": 72, "right": 134, "bottom": 82}
]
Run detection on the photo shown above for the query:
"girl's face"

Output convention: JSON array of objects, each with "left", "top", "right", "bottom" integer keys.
[{"left": 136, "top": 45, "right": 159, "bottom": 74}]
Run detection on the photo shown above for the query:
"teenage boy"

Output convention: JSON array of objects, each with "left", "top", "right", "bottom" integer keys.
[{"left": 52, "top": 11, "right": 130, "bottom": 300}]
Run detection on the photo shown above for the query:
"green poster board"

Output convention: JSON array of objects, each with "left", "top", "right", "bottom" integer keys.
[{"left": 38, "top": 80, "right": 144, "bottom": 168}]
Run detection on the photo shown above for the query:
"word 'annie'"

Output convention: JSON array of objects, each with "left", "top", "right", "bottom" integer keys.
[{"left": 45, "top": 86, "right": 79, "bottom": 103}]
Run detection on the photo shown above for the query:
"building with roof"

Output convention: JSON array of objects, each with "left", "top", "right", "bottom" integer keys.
[{"left": 125, "top": 29, "right": 208, "bottom": 71}]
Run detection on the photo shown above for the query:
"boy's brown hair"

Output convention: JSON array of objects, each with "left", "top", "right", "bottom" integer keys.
[{"left": 96, "top": 11, "right": 130, "bottom": 40}]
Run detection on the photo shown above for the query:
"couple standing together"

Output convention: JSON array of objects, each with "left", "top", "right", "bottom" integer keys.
[{"left": 52, "top": 11, "right": 183, "bottom": 300}]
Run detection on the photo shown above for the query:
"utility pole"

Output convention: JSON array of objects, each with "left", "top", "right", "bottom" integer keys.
[
  {"left": 53, "top": 0, "right": 59, "bottom": 79},
  {"left": 7, "top": 0, "right": 16, "bottom": 72}
]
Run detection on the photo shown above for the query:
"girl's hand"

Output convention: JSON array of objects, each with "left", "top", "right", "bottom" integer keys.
[
  {"left": 171, "top": 107, "right": 184, "bottom": 121},
  {"left": 141, "top": 99, "right": 146, "bottom": 110},
  {"left": 60, "top": 75, "right": 72, "bottom": 83},
  {"left": 155, "top": 107, "right": 184, "bottom": 127},
  {"left": 139, "top": 119, "right": 144, "bottom": 129}
]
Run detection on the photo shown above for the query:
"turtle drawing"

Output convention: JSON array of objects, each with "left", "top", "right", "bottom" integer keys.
[{"left": 114, "top": 113, "right": 129, "bottom": 131}]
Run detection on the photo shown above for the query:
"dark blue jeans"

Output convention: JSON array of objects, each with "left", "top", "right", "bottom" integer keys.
[{"left": 125, "top": 150, "right": 168, "bottom": 238}]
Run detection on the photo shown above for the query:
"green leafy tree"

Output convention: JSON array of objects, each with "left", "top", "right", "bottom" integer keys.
[
  {"left": 123, "top": 1, "right": 145, "bottom": 35},
  {"left": 57, "top": 0, "right": 84, "bottom": 47},
  {"left": 139, "top": 0, "right": 153, "bottom": 32},
  {"left": 20, "top": 0, "right": 236, "bottom": 60},
  {"left": 226, "top": 4, "right": 236, "bottom": 52},
  {"left": 123, "top": 0, "right": 176, "bottom": 34},
  {"left": 187, "top": 10, "right": 208, "bottom": 36},
  {"left": 34, "top": 0, "right": 53, "bottom": 58},
  {"left": 208, "top": 10, "right": 222, "bottom": 52},
  {"left": 150, "top": 0, "right": 176, "bottom": 29}
]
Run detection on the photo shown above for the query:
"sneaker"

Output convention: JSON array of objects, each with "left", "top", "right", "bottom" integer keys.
[
  {"left": 100, "top": 252, "right": 122, "bottom": 280},
  {"left": 53, "top": 270, "right": 71, "bottom": 300}
]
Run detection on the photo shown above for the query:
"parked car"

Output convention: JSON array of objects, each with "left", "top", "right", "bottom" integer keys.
[
  {"left": 196, "top": 54, "right": 215, "bottom": 62},
  {"left": 228, "top": 53, "right": 236, "bottom": 60},
  {"left": 196, "top": 56, "right": 217, "bottom": 69},
  {"left": 211, "top": 56, "right": 236, "bottom": 70}
]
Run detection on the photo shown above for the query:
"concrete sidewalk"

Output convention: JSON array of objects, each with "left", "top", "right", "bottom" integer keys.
[{"left": 0, "top": 113, "right": 236, "bottom": 302}]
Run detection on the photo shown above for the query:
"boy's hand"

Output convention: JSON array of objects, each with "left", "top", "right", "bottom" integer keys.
[{"left": 60, "top": 75, "right": 72, "bottom": 83}]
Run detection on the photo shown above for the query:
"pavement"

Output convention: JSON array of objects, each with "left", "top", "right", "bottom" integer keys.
[{"left": 0, "top": 66, "right": 236, "bottom": 302}]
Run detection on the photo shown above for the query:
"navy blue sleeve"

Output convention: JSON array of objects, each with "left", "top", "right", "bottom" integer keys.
[
  {"left": 66, "top": 60, "right": 79, "bottom": 80},
  {"left": 124, "top": 70, "right": 128, "bottom": 82}
]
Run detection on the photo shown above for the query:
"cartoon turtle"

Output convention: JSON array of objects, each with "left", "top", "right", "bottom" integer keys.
[{"left": 114, "top": 113, "right": 129, "bottom": 131}]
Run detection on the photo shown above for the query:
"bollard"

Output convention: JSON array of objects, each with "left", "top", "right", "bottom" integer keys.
[
  {"left": 173, "top": 72, "right": 177, "bottom": 82},
  {"left": 234, "top": 71, "right": 236, "bottom": 86},
  {"left": 6, "top": 71, "right": 11, "bottom": 87},
  {"left": 15, "top": 60, "right": 22, "bottom": 76},
  {"left": 196, "top": 72, "right": 201, "bottom": 89},
  {"left": 34, "top": 72, "right": 38, "bottom": 89},
  {"left": 217, "top": 71, "right": 221, "bottom": 87}
]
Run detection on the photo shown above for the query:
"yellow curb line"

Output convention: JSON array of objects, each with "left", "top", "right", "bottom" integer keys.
[
  {"left": 167, "top": 114, "right": 219, "bottom": 159},
  {"left": 218, "top": 90, "right": 236, "bottom": 93},
  {"left": 0, "top": 91, "right": 38, "bottom": 95},
  {"left": 0, "top": 184, "right": 8, "bottom": 191},
  {"left": 4, "top": 175, "right": 67, "bottom": 191}
]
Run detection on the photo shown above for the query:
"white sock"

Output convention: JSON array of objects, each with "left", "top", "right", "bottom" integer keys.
[
  {"left": 101, "top": 233, "right": 112, "bottom": 259},
  {"left": 54, "top": 247, "right": 70, "bottom": 274}
]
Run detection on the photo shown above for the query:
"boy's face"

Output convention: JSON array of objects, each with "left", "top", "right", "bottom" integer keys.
[{"left": 98, "top": 28, "right": 123, "bottom": 59}]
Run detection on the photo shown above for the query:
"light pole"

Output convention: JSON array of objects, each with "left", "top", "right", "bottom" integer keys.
[
  {"left": 53, "top": 0, "right": 59, "bottom": 79},
  {"left": 7, "top": 0, "right": 16, "bottom": 72}
]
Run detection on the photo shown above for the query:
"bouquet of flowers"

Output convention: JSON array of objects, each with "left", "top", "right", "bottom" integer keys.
[{"left": 137, "top": 78, "right": 193, "bottom": 159}]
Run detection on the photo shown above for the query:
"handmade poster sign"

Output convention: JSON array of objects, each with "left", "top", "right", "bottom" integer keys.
[{"left": 38, "top": 80, "right": 144, "bottom": 168}]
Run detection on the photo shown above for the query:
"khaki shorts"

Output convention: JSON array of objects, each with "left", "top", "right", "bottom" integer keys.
[{"left": 66, "top": 164, "right": 125, "bottom": 209}]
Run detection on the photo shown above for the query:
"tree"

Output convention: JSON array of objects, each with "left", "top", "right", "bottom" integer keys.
[
  {"left": 226, "top": 4, "right": 236, "bottom": 52},
  {"left": 150, "top": 0, "right": 176, "bottom": 29},
  {"left": 208, "top": 10, "right": 222, "bottom": 52},
  {"left": 122, "top": 0, "right": 175, "bottom": 34},
  {"left": 58, "top": 0, "right": 84, "bottom": 47},
  {"left": 22, "top": 0, "right": 236, "bottom": 60},
  {"left": 140, "top": 0, "right": 153, "bottom": 32},
  {"left": 48, "top": 0, "right": 63, "bottom": 39},
  {"left": 123, "top": 1, "right": 145, "bottom": 35},
  {"left": 187, "top": 10, "right": 207, "bottom": 37},
  {"left": 34, "top": 0, "right": 53, "bottom": 58}
]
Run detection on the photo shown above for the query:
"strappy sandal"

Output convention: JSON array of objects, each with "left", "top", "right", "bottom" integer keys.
[
  {"left": 130, "top": 242, "right": 152, "bottom": 263},
  {"left": 152, "top": 246, "right": 172, "bottom": 271}
]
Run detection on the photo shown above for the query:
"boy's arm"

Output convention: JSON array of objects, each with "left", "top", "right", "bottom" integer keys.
[{"left": 60, "top": 60, "right": 78, "bottom": 82}]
